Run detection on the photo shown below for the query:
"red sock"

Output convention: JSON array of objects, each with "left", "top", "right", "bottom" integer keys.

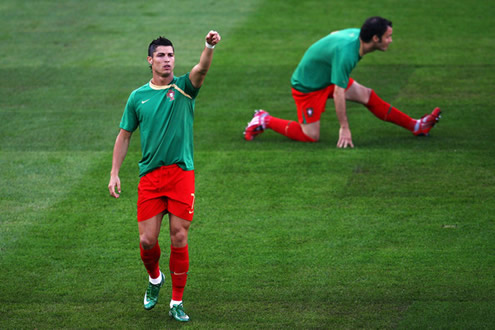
[
  {"left": 267, "top": 116, "right": 316, "bottom": 142},
  {"left": 170, "top": 245, "right": 189, "bottom": 301},
  {"left": 140, "top": 242, "right": 161, "bottom": 279},
  {"left": 366, "top": 90, "right": 416, "bottom": 131}
]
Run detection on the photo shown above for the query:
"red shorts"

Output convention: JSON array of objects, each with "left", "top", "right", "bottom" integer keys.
[
  {"left": 292, "top": 78, "right": 355, "bottom": 124},
  {"left": 137, "top": 164, "right": 195, "bottom": 222}
]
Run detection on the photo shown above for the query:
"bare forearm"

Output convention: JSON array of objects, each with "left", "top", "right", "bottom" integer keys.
[
  {"left": 194, "top": 47, "right": 214, "bottom": 77},
  {"left": 334, "top": 86, "right": 349, "bottom": 128},
  {"left": 111, "top": 131, "right": 131, "bottom": 176},
  {"left": 190, "top": 30, "right": 221, "bottom": 88},
  {"left": 334, "top": 86, "right": 354, "bottom": 148},
  {"left": 108, "top": 130, "right": 131, "bottom": 198},
  {"left": 190, "top": 46, "right": 214, "bottom": 88}
]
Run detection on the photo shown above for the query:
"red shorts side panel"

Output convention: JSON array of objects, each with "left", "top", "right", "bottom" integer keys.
[
  {"left": 137, "top": 165, "right": 195, "bottom": 222},
  {"left": 292, "top": 78, "right": 355, "bottom": 124}
]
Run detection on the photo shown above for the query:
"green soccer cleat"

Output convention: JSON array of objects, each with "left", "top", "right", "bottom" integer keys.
[
  {"left": 143, "top": 273, "right": 164, "bottom": 310},
  {"left": 169, "top": 303, "right": 190, "bottom": 322}
]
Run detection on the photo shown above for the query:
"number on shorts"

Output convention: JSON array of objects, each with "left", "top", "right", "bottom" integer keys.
[{"left": 189, "top": 193, "right": 195, "bottom": 214}]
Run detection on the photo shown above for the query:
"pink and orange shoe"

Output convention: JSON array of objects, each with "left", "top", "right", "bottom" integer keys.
[
  {"left": 243, "top": 110, "right": 269, "bottom": 141},
  {"left": 413, "top": 107, "right": 442, "bottom": 136}
]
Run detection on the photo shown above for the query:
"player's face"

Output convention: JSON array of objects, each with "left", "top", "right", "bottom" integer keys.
[
  {"left": 376, "top": 26, "right": 393, "bottom": 51},
  {"left": 149, "top": 45, "right": 175, "bottom": 77}
]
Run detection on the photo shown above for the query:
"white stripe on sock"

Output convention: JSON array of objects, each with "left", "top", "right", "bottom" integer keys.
[{"left": 414, "top": 120, "right": 420, "bottom": 132}]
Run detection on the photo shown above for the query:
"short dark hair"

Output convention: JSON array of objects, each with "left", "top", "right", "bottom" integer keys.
[
  {"left": 359, "top": 17, "right": 392, "bottom": 42},
  {"left": 148, "top": 36, "right": 174, "bottom": 57}
]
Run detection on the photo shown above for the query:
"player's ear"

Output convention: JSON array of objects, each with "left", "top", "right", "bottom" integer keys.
[
  {"left": 372, "top": 35, "right": 380, "bottom": 43},
  {"left": 147, "top": 56, "right": 153, "bottom": 65}
]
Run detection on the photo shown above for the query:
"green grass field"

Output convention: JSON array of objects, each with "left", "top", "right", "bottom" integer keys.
[{"left": 1, "top": 0, "right": 494, "bottom": 328}]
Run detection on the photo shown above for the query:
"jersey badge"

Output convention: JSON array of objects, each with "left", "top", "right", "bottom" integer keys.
[
  {"left": 306, "top": 108, "right": 314, "bottom": 117},
  {"left": 167, "top": 89, "right": 175, "bottom": 101}
]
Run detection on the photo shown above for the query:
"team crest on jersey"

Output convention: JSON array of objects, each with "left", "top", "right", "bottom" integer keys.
[
  {"left": 167, "top": 90, "right": 175, "bottom": 101},
  {"left": 306, "top": 107, "right": 314, "bottom": 117}
]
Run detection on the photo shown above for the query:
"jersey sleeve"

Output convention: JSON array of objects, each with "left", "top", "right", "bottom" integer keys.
[
  {"left": 119, "top": 91, "right": 139, "bottom": 132},
  {"left": 184, "top": 73, "right": 200, "bottom": 99}
]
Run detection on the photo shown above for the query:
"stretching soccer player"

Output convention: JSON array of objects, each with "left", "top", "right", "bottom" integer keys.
[
  {"left": 244, "top": 17, "right": 441, "bottom": 148},
  {"left": 108, "top": 31, "right": 221, "bottom": 322}
]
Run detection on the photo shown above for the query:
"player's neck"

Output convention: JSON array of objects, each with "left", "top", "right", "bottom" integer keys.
[
  {"left": 151, "top": 74, "right": 174, "bottom": 86},
  {"left": 359, "top": 39, "right": 374, "bottom": 57}
]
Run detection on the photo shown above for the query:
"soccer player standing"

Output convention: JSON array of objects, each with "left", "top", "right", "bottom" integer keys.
[
  {"left": 244, "top": 17, "right": 441, "bottom": 147},
  {"left": 108, "top": 30, "right": 221, "bottom": 322}
]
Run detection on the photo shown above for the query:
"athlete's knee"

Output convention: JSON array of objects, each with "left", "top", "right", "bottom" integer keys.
[
  {"left": 301, "top": 122, "right": 320, "bottom": 141},
  {"left": 347, "top": 82, "right": 372, "bottom": 104},
  {"left": 363, "top": 87, "right": 372, "bottom": 103},
  {"left": 354, "top": 86, "right": 372, "bottom": 104},
  {"left": 140, "top": 234, "right": 158, "bottom": 250},
  {"left": 305, "top": 130, "right": 320, "bottom": 142},
  {"left": 170, "top": 229, "right": 188, "bottom": 247},
  {"left": 170, "top": 223, "right": 189, "bottom": 247}
]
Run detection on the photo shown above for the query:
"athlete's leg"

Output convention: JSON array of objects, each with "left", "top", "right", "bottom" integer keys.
[
  {"left": 343, "top": 80, "right": 371, "bottom": 104},
  {"left": 263, "top": 85, "right": 333, "bottom": 142},
  {"left": 267, "top": 116, "right": 318, "bottom": 142},
  {"left": 345, "top": 81, "right": 416, "bottom": 131},
  {"left": 168, "top": 214, "right": 191, "bottom": 309},
  {"left": 244, "top": 110, "right": 317, "bottom": 142},
  {"left": 139, "top": 212, "right": 166, "bottom": 310},
  {"left": 300, "top": 121, "right": 320, "bottom": 141},
  {"left": 169, "top": 213, "right": 191, "bottom": 248},
  {"left": 139, "top": 212, "right": 165, "bottom": 279},
  {"left": 244, "top": 85, "right": 330, "bottom": 142},
  {"left": 137, "top": 168, "right": 167, "bottom": 280}
]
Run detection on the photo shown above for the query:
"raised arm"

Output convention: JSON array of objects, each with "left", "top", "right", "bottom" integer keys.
[
  {"left": 189, "top": 30, "right": 221, "bottom": 89},
  {"left": 108, "top": 129, "right": 133, "bottom": 198}
]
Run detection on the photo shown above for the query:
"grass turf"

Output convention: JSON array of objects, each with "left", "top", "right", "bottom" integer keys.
[{"left": 1, "top": 0, "right": 494, "bottom": 328}]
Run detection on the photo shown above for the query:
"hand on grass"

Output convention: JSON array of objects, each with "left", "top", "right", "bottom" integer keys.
[{"left": 337, "top": 127, "right": 354, "bottom": 148}]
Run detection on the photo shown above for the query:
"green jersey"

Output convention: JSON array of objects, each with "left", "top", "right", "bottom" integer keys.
[
  {"left": 291, "top": 28, "right": 361, "bottom": 92},
  {"left": 120, "top": 73, "right": 200, "bottom": 176}
]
